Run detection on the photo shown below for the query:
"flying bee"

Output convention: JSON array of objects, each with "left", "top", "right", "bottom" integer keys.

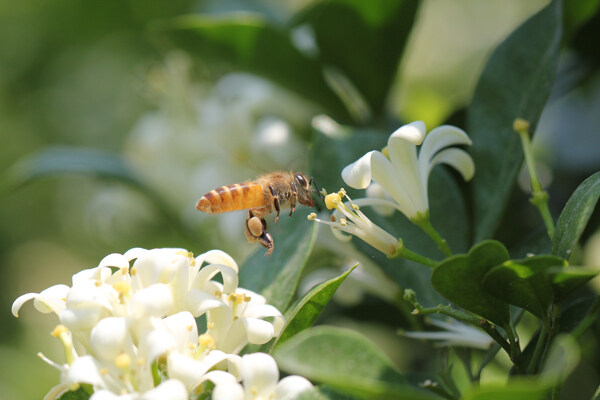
[{"left": 196, "top": 171, "right": 320, "bottom": 255}]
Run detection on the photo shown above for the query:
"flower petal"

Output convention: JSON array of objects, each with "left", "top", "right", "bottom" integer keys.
[
  {"left": 371, "top": 151, "right": 419, "bottom": 218},
  {"left": 98, "top": 253, "right": 130, "bottom": 270},
  {"left": 198, "top": 250, "right": 239, "bottom": 273},
  {"left": 202, "top": 371, "right": 243, "bottom": 400},
  {"left": 65, "top": 355, "right": 105, "bottom": 386},
  {"left": 43, "top": 384, "right": 70, "bottom": 400},
  {"left": 91, "top": 317, "right": 129, "bottom": 361},
  {"left": 140, "top": 379, "right": 188, "bottom": 400},
  {"left": 389, "top": 121, "right": 426, "bottom": 145},
  {"left": 129, "top": 283, "right": 174, "bottom": 318},
  {"left": 241, "top": 317, "right": 275, "bottom": 344},
  {"left": 418, "top": 125, "right": 471, "bottom": 177},
  {"left": 428, "top": 148, "right": 475, "bottom": 182},
  {"left": 341, "top": 151, "right": 377, "bottom": 189},
  {"left": 241, "top": 353, "right": 279, "bottom": 397},
  {"left": 12, "top": 284, "right": 70, "bottom": 317},
  {"left": 274, "top": 376, "right": 314, "bottom": 400},
  {"left": 193, "top": 264, "right": 239, "bottom": 294},
  {"left": 186, "top": 289, "right": 226, "bottom": 317}
]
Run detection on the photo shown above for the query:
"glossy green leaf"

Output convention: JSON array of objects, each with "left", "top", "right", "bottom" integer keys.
[
  {"left": 431, "top": 241, "right": 511, "bottom": 326},
  {"left": 239, "top": 215, "right": 318, "bottom": 312},
  {"left": 468, "top": 0, "right": 562, "bottom": 242},
  {"left": 483, "top": 256, "right": 566, "bottom": 321},
  {"left": 552, "top": 171, "right": 600, "bottom": 259},
  {"left": 156, "top": 14, "right": 349, "bottom": 120},
  {"left": 547, "top": 265, "right": 600, "bottom": 301},
  {"left": 274, "top": 326, "right": 440, "bottom": 400},
  {"left": 271, "top": 265, "right": 357, "bottom": 350},
  {"left": 293, "top": 0, "right": 419, "bottom": 115}
]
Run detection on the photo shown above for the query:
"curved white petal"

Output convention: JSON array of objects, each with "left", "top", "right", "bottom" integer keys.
[
  {"left": 428, "top": 148, "right": 475, "bottom": 182},
  {"left": 274, "top": 376, "right": 314, "bottom": 400},
  {"left": 186, "top": 289, "right": 226, "bottom": 317},
  {"left": 60, "top": 307, "right": 106, "bottom": 331},
  {"left": 140, "top": 379, "right": 188, "bottom": 400},
  {"left": 241, "top": 353, "right": 279, "bottom": 397},
  {"left": 365, "top": 182, "right": 395, "bottom": 216},
  {"left": 66, "top": 280, "right": 114, "bottom": 310},
  {"left": 141, "top": 325, "right": 178, "bottom": 362},
  {"left": 341, "top": 151, "right": 378, "bottom": 189},
  {"left": 243, "top": 304, "right": 284, "bottom": 335},
  {"left": 98, "top": 253, "right": 130, "bottom": 270},
  {"left": 193, "top": 264, "right": 239, "bottom": 294},
  {"left": 418, "top": 125, "right": 471, "bottom": 175},
  {"left": 91, "top": 317, "right": 129, "bottom": 361},
  {"left": 123, "top": 247, "right": 148, "bottom": 262},
  {"left": 129, "top": 284, "right": 174, "bottom": 318},
  {"left": 241, "top": 317, "right": 276, "bottom": 344},
  {"left": 163, "top": 311, "right": 198, "bottom": 350},
  {"left": 12, "top": 284, "right": 69, "bottom": 316},
  {"left": 371, "top": 151, "right": 419, "bottom": 218},
  {"left": 167, "top": 351, "right": 232, "bottom": 390},
  {"left": 198, "top": 250, "right": 239, "bottom": 273},
  {"left": 389, "top": 121, "right": 426, "bottom": 145},
  {"left": 388, "top": 129, "right": 426, "bottom": 214}
]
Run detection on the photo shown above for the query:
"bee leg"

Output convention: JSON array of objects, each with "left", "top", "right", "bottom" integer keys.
[
  {"left": 269, "top": 185, "right": 281, "bottom": 222},
  {"left": 259, "top": 230, "right": 274, "bottom": 256},
  {"left": 289, "top": 191, "right": 298, "bottom": 217},
  {"left": 246, "top": 214, "right": 265, "bottom": 242}
]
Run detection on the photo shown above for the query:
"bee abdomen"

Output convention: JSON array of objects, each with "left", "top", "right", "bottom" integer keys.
[{"left": 196, "top": 182, "right": 264, "bottom": 213}]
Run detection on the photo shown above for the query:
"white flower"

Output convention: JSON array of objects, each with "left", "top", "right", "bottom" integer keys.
[
  {"left": 308, "top": 189, "right": 399, "bottom": 256},
  {"left": 341, "top": 121, "right": 474, "bottom": 221},
  {"left": 402, "top": 318, "right": 493, "bottom": 350},
  {"left": 207, "top": 288, "right": 285, "bottom": 354},
  {"left": 210, "top": 353, "right": 313, "bottom": 400}
]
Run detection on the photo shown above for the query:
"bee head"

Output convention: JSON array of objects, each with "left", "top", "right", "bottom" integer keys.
[{"left": 294, "top": 172, "right": 321, "bottom": 208}]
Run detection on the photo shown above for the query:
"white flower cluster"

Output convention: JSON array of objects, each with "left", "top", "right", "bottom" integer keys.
[{"left": 12, "top": 248, "right": 312, "bottom": 400}]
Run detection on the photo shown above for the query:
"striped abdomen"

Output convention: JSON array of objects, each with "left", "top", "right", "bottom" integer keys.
[{"left": 196, "top": 182, "right": 265, "bottom": 214}]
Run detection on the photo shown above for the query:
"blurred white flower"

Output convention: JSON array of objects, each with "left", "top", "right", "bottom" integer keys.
[
  {"left": 342, "top": 121, "right": 474, "bottom": 222},
  {"left": 402, "top": 318, "right": 493, "bottom": 350}
]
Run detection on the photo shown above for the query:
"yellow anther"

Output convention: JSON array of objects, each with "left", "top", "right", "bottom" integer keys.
[
  {"left": 244, "top": 294, "right": 251, "bottom": 302},
  {"left": 188, "top": 342, "right": 196, "bottom": 350},
  {"left": 94, "top": 280, "right": 102, "bottom": 287},
  {"left": 307, "top": 212, "right": 317, "bottom": 221},
  {"left": 513, "top": 118, "right": 530, "bottom": 133},
  {"left": 115, "top": 353, "right": 131, "bottom": 369},
  {"left": 120, "top": 266, "right": 129, "bottom": 275},
  {"left": 340, "top": 218, "right": 347, "bottom": 226},
  {"left": 338, "top": 188, "right": 347, "bottom": 196},
  {"left": 207, "top": 322, "right": 215, "bottom": 329},
  {"left": 51, "top": 325, "right": 68, "bottom": 338},
  {"left": 381, "top": 146, "right": 389, "bottom": 157},
  {"left": 100, "top": 368, "right": 109, "bottom": 375},
  {"left": 187, "top": 324, "right": 193, "bottom": 332},
  {"left": 227, "top": 293, "right": 238, "bottom": 303},
  {"left": 320, "top": 188, "right": 328, "bottom": 197},
  {"left": 351, "top": 203, "right": 359, "bottom": 210},
  {"left": 113, "top": 281, "right": 130, "bottom": 296},
  {"left": 198, "top": 333, "right": 215, "bottom": 350},
  {"left": 325, "top": 193, "right": 341, "bottom": 210},
  {"left": 214, "top": 290, "right": 223, "bottom": 297},
  {"left": 137, "top": 358, "right": 144, "bottom": 366},
  {"left": 130, "top": 267, "right": 137, "bottom": 276}
]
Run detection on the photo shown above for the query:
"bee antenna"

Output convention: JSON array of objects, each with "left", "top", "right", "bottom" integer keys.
[{"left": 309, "top": 177, "right": 324, "bottom": 200}]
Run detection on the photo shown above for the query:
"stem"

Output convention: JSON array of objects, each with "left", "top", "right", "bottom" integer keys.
[
  {"left": 504, "top": 321, "right": 523, "bottom": 373},
  {"left": 389, "top": 238, "right": 437, "bottom": 268},
  {"left": 572, "top": 296, "right": 600, "bottom": 339},
  {"left": 514, "top": 118, "right": 555, "bottom": 239},
  {"left": 413, "top": 214, "right": 453, "bottom": 257},
  {"left": 591, "top": 384, "right": 600, "bottom": 400},
  {"left": 527, "top": 323, "right": 548, "bottom": 374},
  {"left": 403, "top": 292, "right": 512, "bottom": 356}
]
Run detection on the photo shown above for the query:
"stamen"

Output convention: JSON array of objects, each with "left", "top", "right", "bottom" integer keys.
[
  {"left": 340, "top": 218, "right": 347, "bottom": 226},
  {"left": 325, "top": 193, "right": 341, "bottom": 210},
  {"left": 307, "top": 213, "right": 317, "bottom": 221},
  {"left": 115, "top": 353, "right": 131, "bottom": 369}
]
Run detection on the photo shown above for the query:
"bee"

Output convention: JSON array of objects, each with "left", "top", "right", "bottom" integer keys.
[{"left": 196, "top": 171, "right": 320, "bottom": 255}]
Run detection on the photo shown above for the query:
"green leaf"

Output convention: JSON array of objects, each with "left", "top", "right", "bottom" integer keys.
[
  {"left": 461, "top": 379, "right": 550, "bottom": 400},
  {"left": 468, "top": 0, "right": 562, "bottom": 242},
  {"left": 547, "top": 265, "right": 600, "bottom": 301},
  {"left": 297, "top": 385, "right": 362, "bottom": 400},
  {"left": 57, "top": 384, "right": 93, "bottom": 400},
  {"left": 483, "top": 255, "right": 566, "bottom": 321},
  {"left": 156, "top": 14, "right": 349, "bottom": 120},
  {"left": 552, "top": 171, "right": 600, "bottom": 259},
  {"left": 274, "top": 326, "right": 440, "bottom": 400},
  {"left": 431, "top": 241, "right": 511, "bottom": 326},
  {"left": 239, "top": 215, "right": 318, "bottom": 312},
  {"left": 271, "top": 265, "right": 357, "bottom": 350},
  {"left": 293, "top": 0, "right": 419, "bottom": 115},
  {"left": 540, "top": 334, "right": 581, "bottom": 384}
]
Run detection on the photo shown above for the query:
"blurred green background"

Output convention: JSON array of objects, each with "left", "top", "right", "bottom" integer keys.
[{"left": 2, "top": 0, "right": 600, "bottom": 398}]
